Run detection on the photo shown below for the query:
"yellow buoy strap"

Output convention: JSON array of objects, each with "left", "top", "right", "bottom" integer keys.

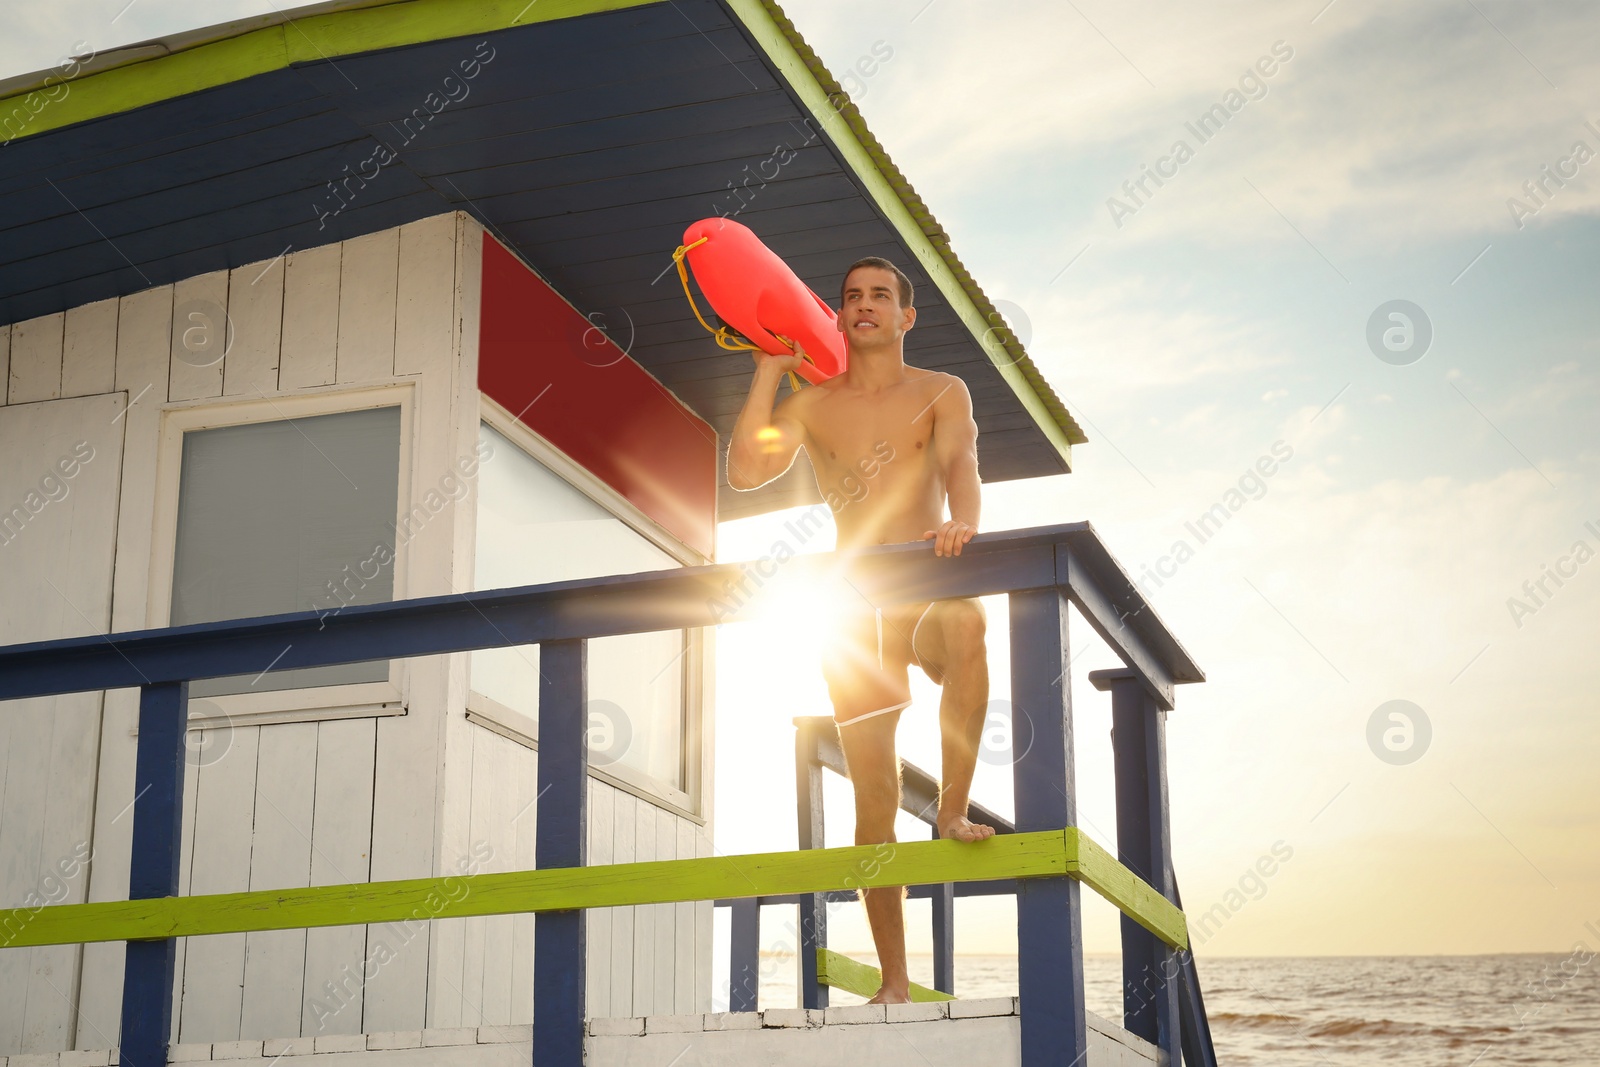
[{"left": 672, "top": 241, "right": 812, "bottom": 393}]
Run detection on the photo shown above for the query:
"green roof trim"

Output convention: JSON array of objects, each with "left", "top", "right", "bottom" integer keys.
[
  {"left": 729, "top": 0, "right": 1086, "bottom": 459},
  {"left": 0, "top": 0, "right": 1082, "bottom": 461}
]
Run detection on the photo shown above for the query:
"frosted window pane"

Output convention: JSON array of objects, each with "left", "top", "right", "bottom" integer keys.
[
  {"left": 472, "top": 423, "right": 685, "bottom": 789},
  {"left": 171, "top": 406, "right": 401, "bottom": 696}
]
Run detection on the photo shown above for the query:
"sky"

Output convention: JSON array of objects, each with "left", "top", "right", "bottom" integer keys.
[
  {"left": 5, "top": 1, "right": 1596, "bottom": 965},
  {"left": 717, "top": 0, "right": 1600, "bottom": 962}
]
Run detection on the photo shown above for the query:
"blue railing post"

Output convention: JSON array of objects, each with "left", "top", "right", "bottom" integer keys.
[
  {"left": 121, "top": 680, "right": 190, "bottom": 1067},
  {"left": 795, "top": 721, "right": 828, "bottom": 1009},
  {"left": 1097, "top": 668, "right": 1180, "bottom": 1064},
  {"left": 1009, "top": 588, "right": 1087, "bottom": 1064},
  {"left": 728, "top": 896, "right": 760, "bottom": 1011},
  {"left": 1173, "top": 880, "right": 1220, "bottom": 1067},
  {"left": 534, "top": 639, "right": 587, "bottom": 1065},
  {"left": 930, "top": 824, "right": 955, "bottom": 995}
]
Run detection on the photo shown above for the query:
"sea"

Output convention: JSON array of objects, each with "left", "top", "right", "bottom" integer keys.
[{"left": 739, "top": 952, "right": 1600, "bottom": 1065}]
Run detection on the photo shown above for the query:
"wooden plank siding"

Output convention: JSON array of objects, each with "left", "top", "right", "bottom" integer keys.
[
  {"left": 239, "top": 721, "right": 318, "bottom": 1038},
  {"left": 586, "top": 780, "right": 614, "bottom": 1017},
  {"left": 0, "top": 213, "right": 713, "bottom": 1045},
  {"left": 335, "top": 229, "right": 399, "bottom": 384},
  {"left": 278, "top": 243, "right": 342, "bottom": 391},
  {"left": 654, "top": 810, "right": 677, "bottom": 1012},
  {"left": 7, "top": 311, "right": 63, "bottom": 404},
  {"left": 222, "top": 255, "right": 285, "bottom": 397},
  {"left": 393, "top": 214, "right": 457, "bottom": 378},
  {"left": 424, "top": 211, "right": 484, "bottom": 1029},
  {"left": 60, "top": 298, "right": 119, "bottom": 398},
  {"left": 299, "top": 717, "right": 379, "bottom": 1035},
  {"left": 76, "top": 284, "right": 173, "bottom": 1044},
  {"left": 167, "top": 271, "right": 230, "bottom": 402},
  {"left": 609, "top": 790, "right": 638, "bottom": 1018},
  {"left": 421, "top": 721, "right": 709, "bottom": 1026},
  {"left": 0, "top": 393, "right": 125, "bottom": 1055},
  {"left": 177, "top": 724, "right": 260, "bottom": 1041}
]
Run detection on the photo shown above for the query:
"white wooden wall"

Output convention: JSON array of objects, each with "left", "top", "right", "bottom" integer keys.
[
  {"left": 422, "top": 727, "right": 713, "bottom": 1028},
  {"left": 0, "top": 212, "right": 712, "bottom": 1051},
  {"left": 0, "top": 391, "right": 125, "bottom": 1054}
]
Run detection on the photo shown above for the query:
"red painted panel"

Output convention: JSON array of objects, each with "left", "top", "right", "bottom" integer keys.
[{"left": 478, "top": 236, "right": 717, "bottom": 557}]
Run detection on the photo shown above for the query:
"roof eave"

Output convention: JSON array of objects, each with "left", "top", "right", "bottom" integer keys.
[
  {"left": 723, "top": 0, "right": 1086, "bottom": 465},
  {"left": 0, "top": 0, "right": 658, "bottom": 143},
  {"left": 0, "top": 0, "right": 1083, "bottom": 468}
]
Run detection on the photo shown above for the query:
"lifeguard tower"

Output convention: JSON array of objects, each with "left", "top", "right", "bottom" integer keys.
[{"left": 0, "top": 2, "right": 1217, "bottom": 1064}]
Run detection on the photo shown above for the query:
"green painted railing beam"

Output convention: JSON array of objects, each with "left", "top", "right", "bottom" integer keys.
[
  {"left": 0, "top": 828, "right": 1187, "bottom": 952},
  {"left": 1, "top": 832, "right": 1069, "bottom": 949},
  {"left": 817, "top": 948, "right": 954, "bottom": 1003},
  {"left": 1074, "top": 832, "right": 1187, "bottom": 949}
]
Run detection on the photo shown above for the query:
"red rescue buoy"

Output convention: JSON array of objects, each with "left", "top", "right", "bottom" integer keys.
[{"left": 678, "top": 217, "right": 847, "bottom": 384}]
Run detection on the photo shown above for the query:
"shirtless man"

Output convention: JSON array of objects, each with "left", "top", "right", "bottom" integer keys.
[{"left": 727, "top": 256, "right": 996, "bottom": 1005}]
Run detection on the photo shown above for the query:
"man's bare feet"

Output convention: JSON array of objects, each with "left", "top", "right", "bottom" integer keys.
[
  {"left": 936, "top": 810, "right": 996, "bottom": 842},
  {"left": 867, "top": 985, "right": 912, "bottom": 1005}
]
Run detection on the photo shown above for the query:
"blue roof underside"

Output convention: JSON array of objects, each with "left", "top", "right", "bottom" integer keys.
[{"left": 0, "top": 0, "right": 1065, "bottom": 515}]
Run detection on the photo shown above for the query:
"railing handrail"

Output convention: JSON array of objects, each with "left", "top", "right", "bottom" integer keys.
[
  {"left": 0, "top": 828, "right": 1187, "bottom": 951},
  {"left": 0, "top": 522, "right": 1202, "bottom": 707},
  {"left": 0, "top": 520, "right": 1211, "bottom": 1066}
]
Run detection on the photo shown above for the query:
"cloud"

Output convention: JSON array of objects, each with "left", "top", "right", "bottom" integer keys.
[
  {"left": 999, "top": 272, "right": 1297, "bottom": 403},
  {"left": 820, "top": 1, "right": 1600, "bottom": 254}
]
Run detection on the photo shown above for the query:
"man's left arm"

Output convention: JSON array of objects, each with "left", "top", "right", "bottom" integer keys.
[{"left": 923, "top": 375, "right": 981, "bottom": 557}]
